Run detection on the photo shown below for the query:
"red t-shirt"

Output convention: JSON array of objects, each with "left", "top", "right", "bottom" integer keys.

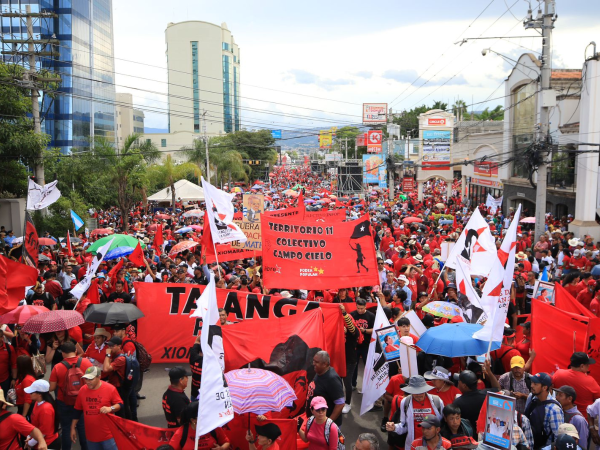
[
  {"left": 30, "top": 401, "right": 59, "bottom": 445},
  {"left": 411, "top": 396, "right": 434, "bottom": 440},
  {"left": 74, "top": 382, "right": 123, "bottom": 443},
  {"left": 570, "top": 257, "right": 587, "bottom": 271},
  {"left": 576, "top": 290, "right": 594, "bottom": 310},
  {"left": 590, "top": 298, "right": 599, "bottom": 317},
  {"left": 68, "top": 326, "right": 83, "bottom": 344},
  {"left": 84, "top": 343, "right": 108, "bottom": 365},
  {"left": 169, "top": 426, "right": 230, "bottom": 450},
  {"left": 49, "top": 355, "right": 93, "bottom": 403},
  {"left": 15, "top": 374, "right": 35, "bottom": 406},
  {"left": 386, "top": 374, "right": 407, "bottom": 398},
  {"left": 0, "top": 342, "right": 17, "bottom": 383},
  {"left": 107, "top": 352, "right": 126, "bottom": 388},
  {"left": 411, "top": 437, "right": 452, "bottom": 450},
  {"left": 552, "top": 369, "right": 600, "bottom": 416},
  {"left": 432, "top": 384, "right": 462, "bottom": 407},
  {"left": 0, "top": 410, "right": 35, "bottom": 450}
]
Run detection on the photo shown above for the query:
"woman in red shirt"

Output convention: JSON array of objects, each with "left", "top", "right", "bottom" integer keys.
[
  {"left": 83, "top": 328, "right": 110, "bottom": 367},
  {"left": 14, "top": 355, "right": 36, "bottom": 417},
  {"left": 169, "top": 401, "right": 231, "bottom": 450},
  {"left": 25, "top": 379, "right": 60, "bottom": 449}
]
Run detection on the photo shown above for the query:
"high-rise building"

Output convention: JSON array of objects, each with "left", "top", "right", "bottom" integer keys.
[
  {"left": 116, "top": 93, "right": 144, "bottom": 148},
  {"left": 165, "top": 20, "right": 240, "bottom": 135},
  {"left": 1, "top": 0, "right": 116, "bottom": 153}
]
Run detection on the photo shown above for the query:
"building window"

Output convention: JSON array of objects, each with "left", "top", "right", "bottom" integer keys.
[
  {"left": 234, "top": 66, "right": 239, "bottom": 131},
  {"left": 192, "top": 42, "right": 200, "bottom": 133},
  {"left": 161, "top": 139, "right": 167, "bottom": 148},
  {"left": 223, "top": 55, "right": 232, "bottom": 133},
  {"left": 146, "top": 139, "right": 152, "bottom": 145},
  {"left": 234, "top": 55, "right": 237, "bottom": 63},
  {"left": 511, "top": 82, "right": 536, "bottom": 178},
  {"left": 222, "top": 42, "right": 229, "bottom": 51}
]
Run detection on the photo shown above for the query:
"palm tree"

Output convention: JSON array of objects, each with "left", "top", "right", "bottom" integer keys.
[
  {"left": 452, "top": 99, "right": 468, "bottom": 121},
  {"left": 181, "top": 138, "right": 248, "bottom": 186},
  {"left": 149, "top": 155, "right": 200, "bottom": 207}
]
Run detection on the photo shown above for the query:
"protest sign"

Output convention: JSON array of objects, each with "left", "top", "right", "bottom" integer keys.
[
  {"left": 243, "top": 193, "right": 264, "bottom": 223},
  {"left": 230, "top": 219, "right": 262, "bottom": 252},
  {"left": 483, "top": 393, "right": 515, "bottom": 450},
  {"left": 376, "top": 326, "right": 401, "bottom": 362},
  {"left": 399, "top": 341, "right": 419, "bottom": 378}
]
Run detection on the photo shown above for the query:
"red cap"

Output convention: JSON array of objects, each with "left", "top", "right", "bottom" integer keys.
[
  {"left": 588, "top": 279, "right": 596, "bottom": 286},
  {"left": 451, "top": 315, "right": 464, "bottom": 323}
]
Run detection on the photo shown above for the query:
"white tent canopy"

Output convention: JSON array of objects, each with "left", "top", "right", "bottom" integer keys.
[{"left": 147, "top": 179, "right": 205, "bottom": 203}]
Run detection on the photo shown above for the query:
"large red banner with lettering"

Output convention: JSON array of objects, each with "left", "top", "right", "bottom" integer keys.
[
  {"left": 135, "top": 283, "right": 346, "bottom": 375},
  {"left": 260, "top": 214, "right": 378, "bottom": 289}
]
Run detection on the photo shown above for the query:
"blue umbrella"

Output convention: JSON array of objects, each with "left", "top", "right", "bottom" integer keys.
[
  {"left": 312, "top": 195, "right": 320, "bottom": 200},
  {"left": 105, "top": 246, "right": 135, "bottom": 260},
  {"left": 251, "top": 184, "right": 263, "bottom": 189},
  {"left": 272, "top": 194, "right": 280, "bottom": 199},
  {"left": 175, "top": 227, "right": 192, "bottom": 234},
  {"left": 351, "top": 196, "right": 359, "bottom": 200},
  {"left": 416, "top": 323, "right": 501, "bottom": 357}
]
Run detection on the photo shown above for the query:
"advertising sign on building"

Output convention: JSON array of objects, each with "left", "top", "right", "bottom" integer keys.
[
  {"left": 270, "top": 130, "right": 282, "bottom": 139},
  {"left": 367, "top": 130, "right": 382, "bottom": 153},
  {"left": 356, "top": 132, "right": 367, "bottom": 147},
  {"left": 422, "top": 130, "right": 451, "bottom": 171},
  {"left": 363, "top": 103, "right": 387, "bottom": 124},
  {"left": 427, "top": 117, "right": 446, "bottom": 126},
  {"left": 403, "top": 176, "right": 415, "bottom": 192},
  {"left": 319, "top": 130, "right": 332, "bottom": 149},
  {"left": 378, "top": 166, "right": 387, "bottom": 188},
  {"left": 363, "top": 155, "right": 383, "bottom": 184},
  {"left": 474, "top": 161, "right": 499, "bottom": 177}
]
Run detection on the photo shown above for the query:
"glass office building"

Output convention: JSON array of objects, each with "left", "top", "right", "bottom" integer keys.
[{"left": 1, "top": 0, "right": 116, "bottom": 153}]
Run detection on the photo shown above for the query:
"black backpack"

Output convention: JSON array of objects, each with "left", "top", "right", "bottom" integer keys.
[
  {"left": 116, "top": 353, "right": 140, "bottom": 391},
  {"left": 387, "top": 394, "right": 442, "bottom": 448},
  {"left": 123, "top": 338, "right": 152, "bottom": 372},
  {"left": 524, "top": 397, "right": 562, "bottom": 449},
  {"left": 491, "top": 348, "right": 514, "bottom": 375}
]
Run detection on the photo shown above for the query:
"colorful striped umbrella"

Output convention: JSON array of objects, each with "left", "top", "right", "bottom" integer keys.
[
  {"left": 422, "top": 301, "right": 463, "bottom": 319},
  {"left": 225, "top": 368, "right": 296, "bottom": 415}
]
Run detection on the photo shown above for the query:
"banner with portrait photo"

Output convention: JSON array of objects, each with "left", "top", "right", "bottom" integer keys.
[
  {"left": 376, "top": 326, "right": 401, "bottom": 362},
  {"left": 483, "top": 393, "right": 515, "bottom": 450},
  {"left": 243, "top": 194, "right": 264, "bottom": 223}
]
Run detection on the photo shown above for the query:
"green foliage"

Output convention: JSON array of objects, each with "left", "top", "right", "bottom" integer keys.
[
  {"left": 473, "top": 105, "right": 504, "bottom": 121},
  {"left": 146, "top": 155, "right": 200, "bottom": 205},
  {"left": 452, "top": 99, "right": 468, "bottom": 121},
  {"left": 32, "top": 191, "right": 89, "bottom": 237}
]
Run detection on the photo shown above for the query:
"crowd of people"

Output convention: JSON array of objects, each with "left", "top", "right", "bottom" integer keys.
[{"left": 0, "top": 165, "right": 599, "bottom": 450}]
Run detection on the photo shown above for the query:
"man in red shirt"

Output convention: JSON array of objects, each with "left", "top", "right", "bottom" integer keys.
[
  {"left": 552, "top": 352, "right": 600, "bottom": 416},
  {"left": 0, "top": 388, "right": 48, "bottom": 450},
  {"left": 576, "top": 280, "right": 596, "bottom": 310},
  {"left": 490, "top": 329, "right": 521, "bottom": 374},
  {"left": 409, "top": 415, "right": 452, "bottom": 450},
  {"left": 569, "top": 250, "right": 587, "bottom": 271},
  {"left": 102, "top": 336, "right": 136, "bottom": 421},
  {"left": 71, "top": 366, "right": 122, "bottom": 450},
  {"left": 0, "top": 329, "right": 16, "bottom": 396}
]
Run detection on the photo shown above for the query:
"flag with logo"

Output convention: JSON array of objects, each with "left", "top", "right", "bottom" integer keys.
[
  {"left": 455, "top": 259, "right": 487, "bottom": 324},
  {"left": 445, "top": 208, "right": 496, "bottom": 276},
  {"left": 26, "top": 178, "right": 61, "bottom": 210},
  {"left": 65, "top": 231, "right": 74, "bottom": 258},
  {"left": 71, "top": 238, "right": 114, "bottom": 301},
  {"left": 202, "top": 177, "right": 247, "bottom": 245},
  {"left": 360, "top": 302, "right": 389, "bottom": 415},
  {"left": 196, "top": 273, "right": 234, "bottom": 437},
  {"left": 22, "top": 211, "right": 39, "bottom": 268},
  {"left": 0, "top": 255, "right": 38, "bottom": 314}
]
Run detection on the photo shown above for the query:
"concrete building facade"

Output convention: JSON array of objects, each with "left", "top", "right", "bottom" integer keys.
[{"left": 115, "top": 93, "right": 144, "bottom": 148}]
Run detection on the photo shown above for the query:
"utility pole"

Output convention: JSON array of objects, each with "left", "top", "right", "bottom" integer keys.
[
  {"left": 524, "top": 0, "right": 556, "bottom": 241},
  {"left": 345, "top": 137, "right": 348, "bottom": 160}
]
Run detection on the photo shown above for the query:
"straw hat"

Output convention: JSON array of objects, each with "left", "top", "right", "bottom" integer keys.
[{"left": 0, "top": 388, "right": 14, "bottom": 407}]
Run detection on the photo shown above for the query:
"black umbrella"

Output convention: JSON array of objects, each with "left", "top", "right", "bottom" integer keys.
[
  {"left": 61, "top": 236, "right": 83, "bottom": 244},
  {"left": 83, "top": 303, "right": 144, "bottom": 325}
]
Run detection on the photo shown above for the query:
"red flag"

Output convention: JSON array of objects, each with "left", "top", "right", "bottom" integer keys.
[
  {"left": 153, "top": 224, "right": 164, "bottom": 253},
  {"left": 223, "top": 415, "right": 298, "bottom": 450},
  {"left": 220, "top": 308, "right": 326, "bottom": 418},
  {"left": 22, "top": 211, "right": 39, "bottom": 267},
  {"left": 554, "top": 283, "right": 594, "bottom": 317},
  {"left": 65, "top": 231, "right": 74, "bottom": 258},
  {"left": 531, "top": 299, "right": 590, "bottom": 374},
  {"left": 86, "top": 277, "right": 101, "bottom": 304},
  {"left": 128, "top": 243, "right": 145, "bottom": 267},
  {"left": 108, "top": 258, "right": 124, "bottom": 281},
  {"left": 0, "top": 255, "right": 38, "bottom": 314}
]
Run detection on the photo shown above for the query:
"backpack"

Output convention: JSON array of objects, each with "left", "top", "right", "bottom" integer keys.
[
  {"left": 524, "top": 397, "right": 562, "bottom": 449},
  {"left": 116, "top": 353, "right": 140, "bottom": 391},
  {"left": 564, "top": 409, "right": 583, "bottom": 424},
  {"left": 306, "top": 416, "right": 345, "bottom": 450},
  {"left": 509, "top": 373, "right": 532, "bottom": 393},
  {"left": 123, "top": 338, "right": 152, "bottom": 372},
  {"left": 388, "top": 394, "right": 442, "bottom": 447},
  {"left": 61, "top": 357, "right": 85, "bottom": 405},
  {"left": 180, "top": 422, "right": 217, "bottom": 447},
  {"left": 491, "top": 348, "right": 514, "bottom": 375}
]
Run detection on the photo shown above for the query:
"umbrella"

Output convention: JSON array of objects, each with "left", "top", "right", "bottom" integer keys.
[
  {"left": 169, "top": 241, "right": 199, "bottom": 256},
  {"left": 86, "top": 234, "right": 143, "bottom": 255},
  {"left": 22, "top": 310, "right": 85, "bottom": 334},
  {"left": 376, "top": 214, "right": 390, "bottom": 220},
  {"left": 416, "top": 323, "right": 501, "bottom": 357},
  {"left": 38, "top": 254, "right": 51, "bottom": 262},
  {"left": 422, "top": 301, "right": 463, "bottom": 319},
  {"left": 0, "top": 305, "right": 49, "bottom": 325},
  {"left": 403, "top": 217, "right": 423, "bottom": 224},
  {"left": 225, "top": 368, "right": 296, "bottom": 415},
  {"left": 189, "top": 225, "right": 203, "bottom": 231},
  {"left": 232, "top": 187, "right": 243, "bottom": 193},
  {"left": 375, "top": 206, "right": 386, "bottom": 211},
  {"left": 83, "top": 303, "right": 144, "bottom": 325},
  {"left": 520, "top": 217, "right": 535, "bottom": 224},
  {"left": 251, "top": 184, "right": 263, "bottom": 189},
  {"left": 304, "top": 199, "right": 315, "bottom": 204},
  {"left": 182, "top": 209, "right": 204, "bottom": 218},
  {"left": 60, "top": 236, "right": 82, "bottom": 244},
  {"left": 155, "top": 214, "right": 171, "bottom": 220},
  {"left": 312, "top": 195, "right": 320, "bottom": 200},
  {"left": 38, "top": 238, "right": 58, "bottom": 246},
  {"left": 272, "top": 194, "right": 280, "bottom": 199},
  {"left": 435, "top": 203, "right": 445, "bottom": 209},
  {"left": 175, "top": 227, "right": 193, "bottom": 234},
  {"left": 90, "top": 228, "right": 114, "bottom": 237}
]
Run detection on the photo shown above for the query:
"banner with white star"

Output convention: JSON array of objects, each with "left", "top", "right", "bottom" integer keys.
[{"left": 260, "top": 213, "right": 379, "bottom": 289}]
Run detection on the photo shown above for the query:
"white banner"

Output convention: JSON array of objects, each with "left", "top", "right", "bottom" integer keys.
[
  {"left": 445, "top": 208, "right": 496, "bottom": 277},
  {"left": 71, "top": 239, "right": 114, "bottom": 300},
  {"left": 360, "top": 302, "right": 390, "bottom": 415},
  {"left": 27, "top": 179, "right": 61, "bottom": 210},
  {"left": 196, "top": 274, "right": 234, "bottom": 437},
  {"left": 486, "top": 194, "right": 503, "bottom": 214},
  {"left": 202, "top": 177, "right": 247, "bottom": 245},
  {"left": 455, "top": 258, "right": 487, "bottom": 324},
  {"left": 474, "top": 205, "right": 522, "bottom": 343}
]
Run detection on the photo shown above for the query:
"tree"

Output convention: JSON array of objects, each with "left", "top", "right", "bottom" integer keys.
[
  {"left": 452, "top": 99, "right": 468, "bottom": 122},
  {"left": 93, "top": 134, "right": 159, "bottom": 231},
  {"left": 473, "top": 105, "right": 504, "bottom": 121},
  {"left": 146, "top": 155, "right": 200, "bottom": 207}
]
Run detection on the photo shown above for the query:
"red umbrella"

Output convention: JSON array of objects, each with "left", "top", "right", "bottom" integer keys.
[
  {"left": 155, "top": 214, "right": 171, "bottom": 220},
  {"left": 90, "top": 228, "right": 114, "bottom": 236},
  {"left": 38, "top": 238, "right": 57, "bottom": 246},
  {"left": 0, "top": 305, "right": 49, "bottom": 325},
  {"left": 168, "top": 241, "right": 199, "bottom": 256},
  {"left": 147, "top": 224, "right": 158, "bottom": 231},
  {"left": 22, "top": 310, "right": 84, "bottom": 334},
  {"left": 403, "top": 217, "right": 423, "bottom": 224}
]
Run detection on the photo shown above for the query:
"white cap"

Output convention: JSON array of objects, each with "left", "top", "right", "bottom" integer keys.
[
  {"left": 398, "top": 275, "right": 409, "bottom": 283},
  {"left": 400, "top": 336, "right": 414, "bottom": 345},
  {"left": 24, "top": 379, "right": 50, "bottom": 394},
  {"left": 385, "top": 259, "right": 393, "bottom": 265},
  {"left": 573, "top": 249, "right": 581, "bottom": 257}
]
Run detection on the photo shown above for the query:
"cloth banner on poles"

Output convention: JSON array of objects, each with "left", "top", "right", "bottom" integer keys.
[
  {"left": 71, "top": 238, "right": 114, "bottom": 300},
  {"left": 485, "top": 194, "right": 503, "bottom": 214},
  {"left": 22, "top": 211, "right": 39, "bottom": 268},
  {"left": 202, "top": 177, "right": 247, "bottom": 244},
  {"left": 260, "top": 213, "right": 378, "bottom": 289},
  {"left": 360, "top": 302, "right": 390, "bottom": 415},
  {"left": 26, "top": 178, "right": 61, "bottom": 210},
  {"left": 135, "top": 283, "right": 346, "bottom": 374},
  {"left": 445, "top": 208, "right": 496, "bottom": 277}
]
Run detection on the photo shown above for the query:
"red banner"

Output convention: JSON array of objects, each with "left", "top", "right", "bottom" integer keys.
[
  {"left": 260, "top": 214, "right": 378, "bottom": 289},
  {"left": 201, "top": 218, "right": 256, "bottom": 263},
  {"left": 402, "top": 177, "right": 414, "bottom": 193},
  {"left": 474, "top": 161, "right": 499, "bottom": 177},
  {"left": 554, "top": 283, "right": 595, "bottom": 317},
  {"left": 264, "top": 206, "right": 346, "bottom": 222},
  {"left": 304, "top": 209, "right": 346, "bottom": 221},
  {"left": 0, "top": 255, "right": 39, "bottom": 314},
  {"left": 22, "top": 211, "right": 39, "bottom": 267},
  {"left": 135, "top": 283, "right": 346, "bottom": 375}
]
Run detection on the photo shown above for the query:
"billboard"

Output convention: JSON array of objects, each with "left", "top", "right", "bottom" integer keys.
[
  {"left": 422, "top": 130, "right": 451, "bottom": 171},
  {"left": 474, "top": 161, "right": 499, "bottom": 177},
  {"left": 363, "top": 103, "right": 387, "bottom": 124},
  {"left": 319, "top": 130, "right": 332, "bottom": 149},
  {"left": 378, "top": 166, "right": 387, "bottom": 188},
  {"left": 356, "top": 132, "right": 367, "bottom": 147},
  {"left": 363, "top": 155, "right": 383, "bottom": 184},
  {"left": 403, "top": 176, "right": 415, "bottom": 192},
  {"left": 367, "top": 130, "right": 382, "bottom": 153},
  {"left": 271, "top": 130, "right": 282, "bottom": 139}
]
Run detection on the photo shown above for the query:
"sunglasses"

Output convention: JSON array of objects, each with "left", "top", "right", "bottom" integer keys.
[{"left": 312, "top": 407, "right": 327, "bottom": 413}]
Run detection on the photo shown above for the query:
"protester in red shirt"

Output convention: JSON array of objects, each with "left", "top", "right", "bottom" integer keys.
[
  {"left": 25, "top": 379, "right": 60, "bottom": 449},
  {"left": 83, "top": 328, "right": 110, "bottom": 369},
  {"left": 408, "top": 415, "right": 451, "bottom": 450},
  {"left": 246, "top": 423, "right": 282, "bottom": 450},
  {"left": 14, "top": 355, "right": 36, "bottom": 417},
  {"left": 169, "top": 401, "right": 231, "bottom": 450},
  {"left": 424, "top": 366, "right": 462, "bottom": 406},
  {"left": 576, "top": 280, "right": 596, "bottom": 310},
  {"left": 0, "top": 328, "right": 17, "bottom": 397},
  {"left": 0, "top": 387, "right": 48, "bottom": 450},
  {"left": 490, "top": 329, "right": 522, "bottom": 374},
  {"left": 552, "top": 352, "right": 600, "bottom": 416}
]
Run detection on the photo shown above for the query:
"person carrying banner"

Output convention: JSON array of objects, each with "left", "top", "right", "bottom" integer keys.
[
  {"left": 306, "top": 351, "right": 345, "bottom": 427},
  {"left": 188, "top": 335, "right": 202, "bottom": 401},
  {"left": 499, "top": 356, "right": 533, "bottom": 414},
  {"left": 552, "top": 352, "right": 600, "bottom": 416},
  {"left": 341, "top": 303, "right": 360, "bottom": 415},
  {"left": 246, "top": 423, "right": 282, "bottom": 450},
  {"left": 351, "top": 299, "right": 375, "bottom": 392},
  {"left": 168, "top": 401, "right": 231, "bottom": 450}
]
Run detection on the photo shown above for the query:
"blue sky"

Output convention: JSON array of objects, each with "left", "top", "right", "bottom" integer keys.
[{"left": 113, "top": 0, "right": 600, "bottom": 134}]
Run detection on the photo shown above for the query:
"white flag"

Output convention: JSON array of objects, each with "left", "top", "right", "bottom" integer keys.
[
  {"left": 455, "top": 258, "right": 487, "bottom": 324},
  {"left": 485, "top": 194, "right": 503, "bottom": 215},
  {"left": 71, "top": 238, "right": 113, "bottom": 300},
  {"left": 196, "top": 273, "right": 234, "bottom": 437},
  {"left": 27, "top": 179, "right": 61, "bottom": 210},
  {"left": 201, "top": 177, "right": 247, "bottom": 244},
  {"left": 474, "top": 205, "right": 521, "bottom": 343},
  {"left": 445, "top": 208, "right": 496, "bottom": 276},
  {"left": 360, "top": 302, "right": 389, "bottom": 415}
]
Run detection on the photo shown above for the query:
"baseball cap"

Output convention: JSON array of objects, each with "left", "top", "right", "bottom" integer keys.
[
  {"left": 510, "top": 356, "right": 525, "bottom": 368},
  {"left": 310, "top": 396, "right": 328, "bottom": 410},
  {"left": 556, "top": 423, "right": 579, "bottom": 439},
  {"left": 454, "top": 370, "right": 479, "bottom": 387},
  {"left": 106, "top": 336, "right": 123, "bottom": 347},
  {"left": 96, "top": 272, "right": 105, "bottom": 279},
  {"left": 554, "top": 434, "right": 578, "bottom": 450},
  {"left": 573, "top": 249, "right": 581, "bottom": 257},
  {"left": 24, "top": 379, "right": 50, "bottom": 394},
  {"left": 254, "top": 423, "right": 282, "bottom": 441},
  {"left": 587, "top": 279, "right": 596, "bottom": 286},
  {"left": 554, "top": 385, "right": 577, "bottom": 401},
  {"left": 169, "top": 366, "right": 193, "bottom": 382},
  {"left": 530, "top": 372, "right": 552, "bottom": 387},
  {"left": 570, "top": 352, "right": 596, "bottom": 366},
  {"left": 81, "top": 366, "right": 101, "bottom": 380},
  {"left": 418, "top": 415, "right": 441, "bottom": 428}
]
